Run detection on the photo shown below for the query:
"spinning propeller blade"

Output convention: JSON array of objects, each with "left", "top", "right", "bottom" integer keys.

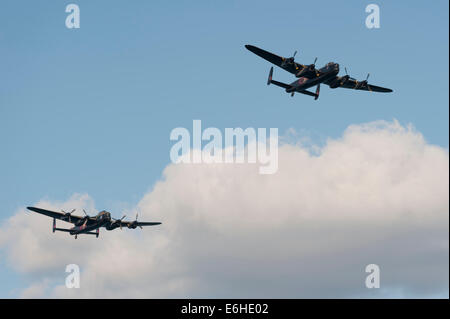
[
  {"left": 135, "top": 213, "right": 142, "bottom": 229},
  {"left": 61, "top": 209, "right": 76, "bottom": 222},
  {"left": 116, "top": 214, "right": 126, "bottom": 230}
]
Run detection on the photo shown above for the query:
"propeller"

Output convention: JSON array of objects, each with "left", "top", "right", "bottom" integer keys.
[
  {"left": 288, "top": 51, "right": 297, "bottom": 62},
  {"left": 80, "top": 209, "right": 92, "bottom": 224},
  {"left": 342, "top": 67, "right": 361, "bottom": 87},
  {"left": 61, "top": 209, "right": 76, "bottom": 222},
  {"left": 310, "top": 57, "right": 319, "bottom": 76},
  {"left": 357, "top": 73, "right": 371, "bottom": 90},
  {"left": 296, "top": 57, "right": 319, "bottom": 77},
  {"left": 338, "top": 67, "right": 350, "bottom": 85},
  {"left": 113, "top": 215, "right": 126, "bottom": 230},
  {"left": 365, "top": 74, "right": 372, "bottom": 91},
  {"left": 127, "top": 213, "right": 143, "bottom": 229},
  {"left": 345, "top": 67, "right": 357, "bottom": 80},
  {"left": 135, "top": 213, "right": 143, "bottom": 229},
  {"left": 282, "top": 50, "right": 298, "bottom": 67}
]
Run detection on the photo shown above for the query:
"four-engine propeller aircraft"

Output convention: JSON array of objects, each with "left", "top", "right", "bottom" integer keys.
[
  {"left": 27, "top": 206, "right": 161, "bottom": 239},
  {"left": 245, "top": 45, "right": 392, "bottom": 99}
]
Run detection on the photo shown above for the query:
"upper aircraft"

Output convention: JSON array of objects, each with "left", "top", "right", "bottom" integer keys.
[
  {"left": 245, "top": 45, "right": 392, "bottom": 100},
  {"left": 27, "top": 206, "right": 161, "bottom": 239}
]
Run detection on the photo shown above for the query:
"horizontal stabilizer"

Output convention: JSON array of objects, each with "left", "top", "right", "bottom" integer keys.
[
  {"left": 266, "top": 66, "right": 291, "bottom": 89},
  {"left": 54, "top": 227, "right": 71, "bottom": 233},
  {"left": 297, "top": 90, "right": 317, "bottom": 98},
  {"left": 270, "top": 80, "right": 291, "bottom": 90}
]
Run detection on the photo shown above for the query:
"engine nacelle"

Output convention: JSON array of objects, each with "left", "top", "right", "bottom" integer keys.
[
  {"left": 75, "top": 216, "right": 89, "bottom": 227},
  {"left": 127, "top": 222, "right": 138, "bottom": 229},
  {"left": 329, "top": 75, "right": 350, "bottom": 88},
  {"left": 296, "top": 65, "right": 316, "bottom": 78}
]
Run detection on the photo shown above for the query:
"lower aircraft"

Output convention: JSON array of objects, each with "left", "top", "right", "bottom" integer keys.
[
  {"left": 27, "top": 206, "right": 161, "bottom": 239},
  {"left": 245, "top": 45, "right": 393, "bottom": 99}
]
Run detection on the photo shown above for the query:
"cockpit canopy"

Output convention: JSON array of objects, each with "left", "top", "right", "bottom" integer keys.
[
  {"left": 319, "top": 62, "right": 339, "bottom": 73},
  {"left": 97, "top": 210, "right": 111, "bottom": 219}
]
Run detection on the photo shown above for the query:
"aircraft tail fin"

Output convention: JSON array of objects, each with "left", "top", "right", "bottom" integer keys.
[
  {"left": 266, "top": 67, "right": 291, "bottom": 90},
  {"left": 266, "top": 66, "right": 294, "bottom": 92},
  {"left": 267, "top": 67, "right": 273, "bottom": 85}
]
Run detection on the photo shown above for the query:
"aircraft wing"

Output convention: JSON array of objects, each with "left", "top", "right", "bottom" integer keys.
[
  {"left": 338, "top": 78, "right": 393, "bottom": 93},
  {"left": 135, "top": 222, "right": 162, "bottom": 226},
  {"left": 245, "top": 45, "right": 305, "bottom": 75},
  {"left": 123, "top": 221, "right": 162, "bottom": 227},
  {"left": 112, "top": 218, "right": 161, "bottom": 229},
  {"left": 27, "top": 206, "right": 91, "bottom": 224}
]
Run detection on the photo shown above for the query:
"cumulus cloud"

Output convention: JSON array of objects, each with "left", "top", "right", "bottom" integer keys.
[{"left": 0, "top": 120, "right": 448, "bottom": 298}]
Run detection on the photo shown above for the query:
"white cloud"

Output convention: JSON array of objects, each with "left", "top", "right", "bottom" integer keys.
[{"left": 0, "top": 120, "right": 448, "bottom": 298}]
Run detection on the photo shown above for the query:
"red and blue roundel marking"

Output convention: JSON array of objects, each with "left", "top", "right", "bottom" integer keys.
[{"left": 298, "top": 77, "right": 308, "bottom": 84}]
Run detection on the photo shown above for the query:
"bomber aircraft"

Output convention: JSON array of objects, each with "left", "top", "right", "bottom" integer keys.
[
  {"left": 245, "top": 45, "right": 392, "bottom": 100},
  {"left": 27, "top": 206, "right": 161, "bottom": 239}
]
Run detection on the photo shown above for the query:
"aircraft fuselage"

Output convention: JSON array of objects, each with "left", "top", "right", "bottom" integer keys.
[
  {"left": 69, "top": 211, "right": 111, "bottom": 235},
  {"left": 286, "top": 63, "right": 339, "bottom": 93}
]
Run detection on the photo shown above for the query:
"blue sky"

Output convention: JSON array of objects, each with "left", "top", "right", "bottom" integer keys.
[{"left": 0, "top": 1, "right": 448, "bottom": 297}]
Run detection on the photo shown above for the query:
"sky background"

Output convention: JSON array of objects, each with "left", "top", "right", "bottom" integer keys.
[{"left": 0, "top": 1, "right": 448, "bottom": 297}]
